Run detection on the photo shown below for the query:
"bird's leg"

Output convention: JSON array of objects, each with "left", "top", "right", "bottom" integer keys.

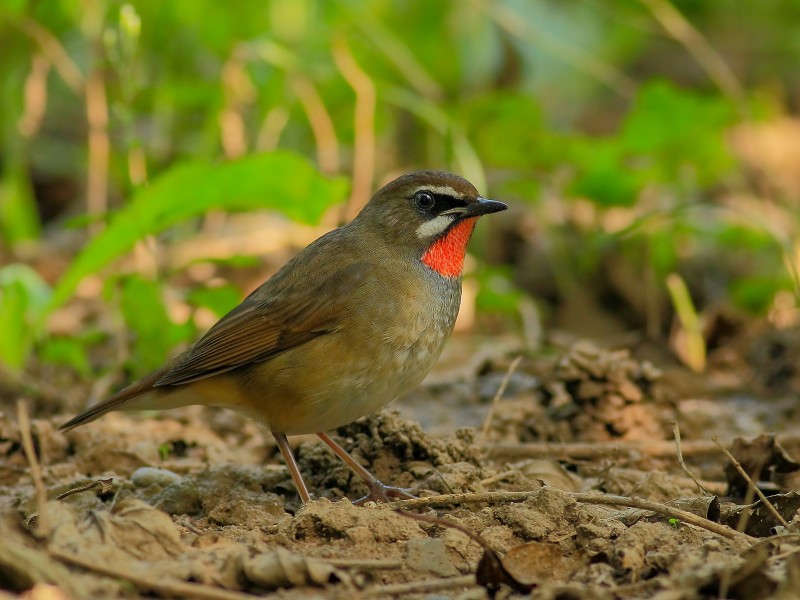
[
  {"left": 316, "top": 431, "right": 416, "bottom": 504},
  {"left": 273, "top": 432, "right": 311, "bottom": 504}
]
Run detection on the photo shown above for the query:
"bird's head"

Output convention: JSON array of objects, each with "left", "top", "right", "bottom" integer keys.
[{"left": 356, "top": 171, "right": 507, "bottom": 277}]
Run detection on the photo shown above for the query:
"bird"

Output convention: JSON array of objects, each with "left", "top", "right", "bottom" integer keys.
[{"left": 60, "top": 170, "right": 507, "bottom": 504}]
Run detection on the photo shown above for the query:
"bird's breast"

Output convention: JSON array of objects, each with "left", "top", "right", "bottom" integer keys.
[{"left": 237, "top": 270, "right": 462, "bottom": 435}]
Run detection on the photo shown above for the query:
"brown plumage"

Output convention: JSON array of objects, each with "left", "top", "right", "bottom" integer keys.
[{"left": 61, "top": 171, "right": 507, "bottom": 503}]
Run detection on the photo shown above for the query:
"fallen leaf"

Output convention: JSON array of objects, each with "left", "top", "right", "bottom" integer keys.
[
  {"left": 242, "top": 547, "right": 344, "bottom": 591},
  {"left": 501, "top": 541, "right": 577, "bottom": 584}
]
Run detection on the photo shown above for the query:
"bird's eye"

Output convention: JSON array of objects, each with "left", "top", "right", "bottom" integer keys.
[{"left": 413, "top": 191, "right": 436, "bottom": 211}]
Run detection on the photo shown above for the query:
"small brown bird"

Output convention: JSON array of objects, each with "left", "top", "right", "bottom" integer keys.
[{"left": 61, "top": 171, "right": 507, "bottom": 503}]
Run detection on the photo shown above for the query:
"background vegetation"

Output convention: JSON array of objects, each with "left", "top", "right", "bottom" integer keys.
[{"left": 1, "top": 0, "right": 799, "bottom": 387}]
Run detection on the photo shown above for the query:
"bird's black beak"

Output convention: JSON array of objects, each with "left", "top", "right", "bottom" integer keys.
[{"left": 454, "top": 197, "right": 508, "bottom": 218}]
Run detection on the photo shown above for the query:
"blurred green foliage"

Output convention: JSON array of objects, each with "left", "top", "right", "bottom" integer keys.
[
  {"left": 0, "top": 0, "right": 799, "bottom": 377},
  {"left": 49, "top": 152, "right": 348, "bottom": 311},
  {"left": 568, "top": 80, "right": 736, "bottom": 206},
  {"left": 116, "top": 275, "right": 192, "bottom": 373},
  {"left": 0, "top": 265, "right": 50, "bottom": 368}
]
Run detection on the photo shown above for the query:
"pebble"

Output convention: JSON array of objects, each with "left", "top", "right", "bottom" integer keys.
[{"left": 131, "top": 467, "right": 182, "bottom": 488}]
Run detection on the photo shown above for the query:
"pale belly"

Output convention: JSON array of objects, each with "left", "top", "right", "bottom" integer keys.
[
  {"left": 230, "top": 281, "right": 460, "bottom": 434},
  {"left": 134, "top": 269, "right": 463, "bottom": 435}
]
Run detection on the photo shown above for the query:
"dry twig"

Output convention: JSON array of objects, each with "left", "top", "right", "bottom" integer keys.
[
  {"left": 85, "top": 50, "right": 109, "bottom": 234},
  {"left": 291, "top": 75, "right": 340, "bottom": 175},
  {"left": 712, "top": 437, "right": 789, "bottom": 529},
  {"left": 323, "top": 558, "right": 403, "bottom": 570},
  {"left": 15, "top": 18, "right": 84, "bottom": 93},
  {"left": 673, "top": 423, "right": 715, "bottom": 495},
  {"left": 386, "top": 488, "right": 755, "bottom": 545},
  {"left": 50, "top": 549, "right": 259, "bottom": 600},
  {"left": 55, "top": 478, "right": 114, "bottom": 501},
  {"left": 363, "top": 575, "right": 475, "bottom": 597},
  {"left": 17, "top": 401, "right": 47, "bottom": 522},
  {"left": 486, "top": 434, "right": 800, "bottom": 461},
  {"left": 332, "top": 37, "right": 376, "bottom": 221},
  {"left": 480, "top": 355, "right": 523, "bottom": 443},
  {"left": 746, "top": 532, "right": 800, "bottom": 555}
]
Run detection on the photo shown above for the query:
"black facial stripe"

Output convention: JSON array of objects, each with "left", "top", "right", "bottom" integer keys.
[{"left": 431, "top": 193, "right": 467, "bottom": 215}]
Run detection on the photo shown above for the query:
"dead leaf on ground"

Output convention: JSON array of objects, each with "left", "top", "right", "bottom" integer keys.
[
  {"left": 720, "top": 492, "right": 800, "bottom": 537},
  {"left": 242, "top": 547, "right": 345, "bottom": 591},
  {"left": 726, "top": 433, "right": 800, "bottom": 497},
  {"left": 501, "top": 541, "right": 578, "bottom": 584}
]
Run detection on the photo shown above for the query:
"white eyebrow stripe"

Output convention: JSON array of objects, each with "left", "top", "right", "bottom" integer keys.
[
  {"left": 412, "top": 185, "right": 465, "bottom": 199},
  {"left": 415, "top": 214, "right": 455, "bottom": 238}
]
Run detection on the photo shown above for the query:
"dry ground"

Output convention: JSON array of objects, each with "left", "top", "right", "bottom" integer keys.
[{"left": 3, "top": 335, "right": 800, "bottom": 599}]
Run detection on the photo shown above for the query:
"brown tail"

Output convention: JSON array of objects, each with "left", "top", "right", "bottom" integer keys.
[{"left": 60, "top": 367, "right": 170, "bottom": 432}]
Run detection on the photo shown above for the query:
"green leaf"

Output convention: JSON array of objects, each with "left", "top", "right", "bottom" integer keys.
[
  {"left": 188, "top": 284, "right": 242, "bottom": 319},
  {"left": 568, "top": 138, "right": 643, "bottom": 207},
  {"left": 475, "top": 266, "right": 526, "bottom": 314},
  {"left": 0, "top": 164, "right": 41, "bottom": 246},
  {"left": 117, "top": 275, "right": 194, "bottom": 375},
  {"left": 47, "top": 152, "right": 348, "bottom": 315},
  {"left": 620, "top": 80, "right": 735, "bottom": 186},
  {"left": 0, "top": 0, "right": 27, "bottom": 17},
  {"left": 462, "top": 94, "right": 557, "bottom": 170},
  {"left": 158, "top": 443, "right": 171, "bottom": 460},
  {"left": 39, "top": 337, "right": 93, "bottom": 376},
  {"left": 0, "top": 265, "right": 51, "bottom": 369},
  {"left": 567, "top": 81, "right": 736, "bottom": 206},
  {"left": 731, "top": 276, "right": 791, "bottom": 315}
]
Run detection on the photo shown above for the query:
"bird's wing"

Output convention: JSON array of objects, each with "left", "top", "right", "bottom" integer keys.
[{"left": 154, "top": 261, "right": 371, "bottom": 387}]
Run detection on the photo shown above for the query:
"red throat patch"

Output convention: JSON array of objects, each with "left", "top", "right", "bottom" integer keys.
[{"left": 421, "top": 218, "right": 478, "bottom": 277}]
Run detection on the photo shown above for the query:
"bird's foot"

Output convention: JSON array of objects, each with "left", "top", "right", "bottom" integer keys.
[{"left": 353, "top": 481, "right": 416, "bottom": 505}]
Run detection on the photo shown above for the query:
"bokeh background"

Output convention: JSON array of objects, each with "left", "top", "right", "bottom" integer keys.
[{"left": 2, "top": 0, "right": 800, "bottom": 392}]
